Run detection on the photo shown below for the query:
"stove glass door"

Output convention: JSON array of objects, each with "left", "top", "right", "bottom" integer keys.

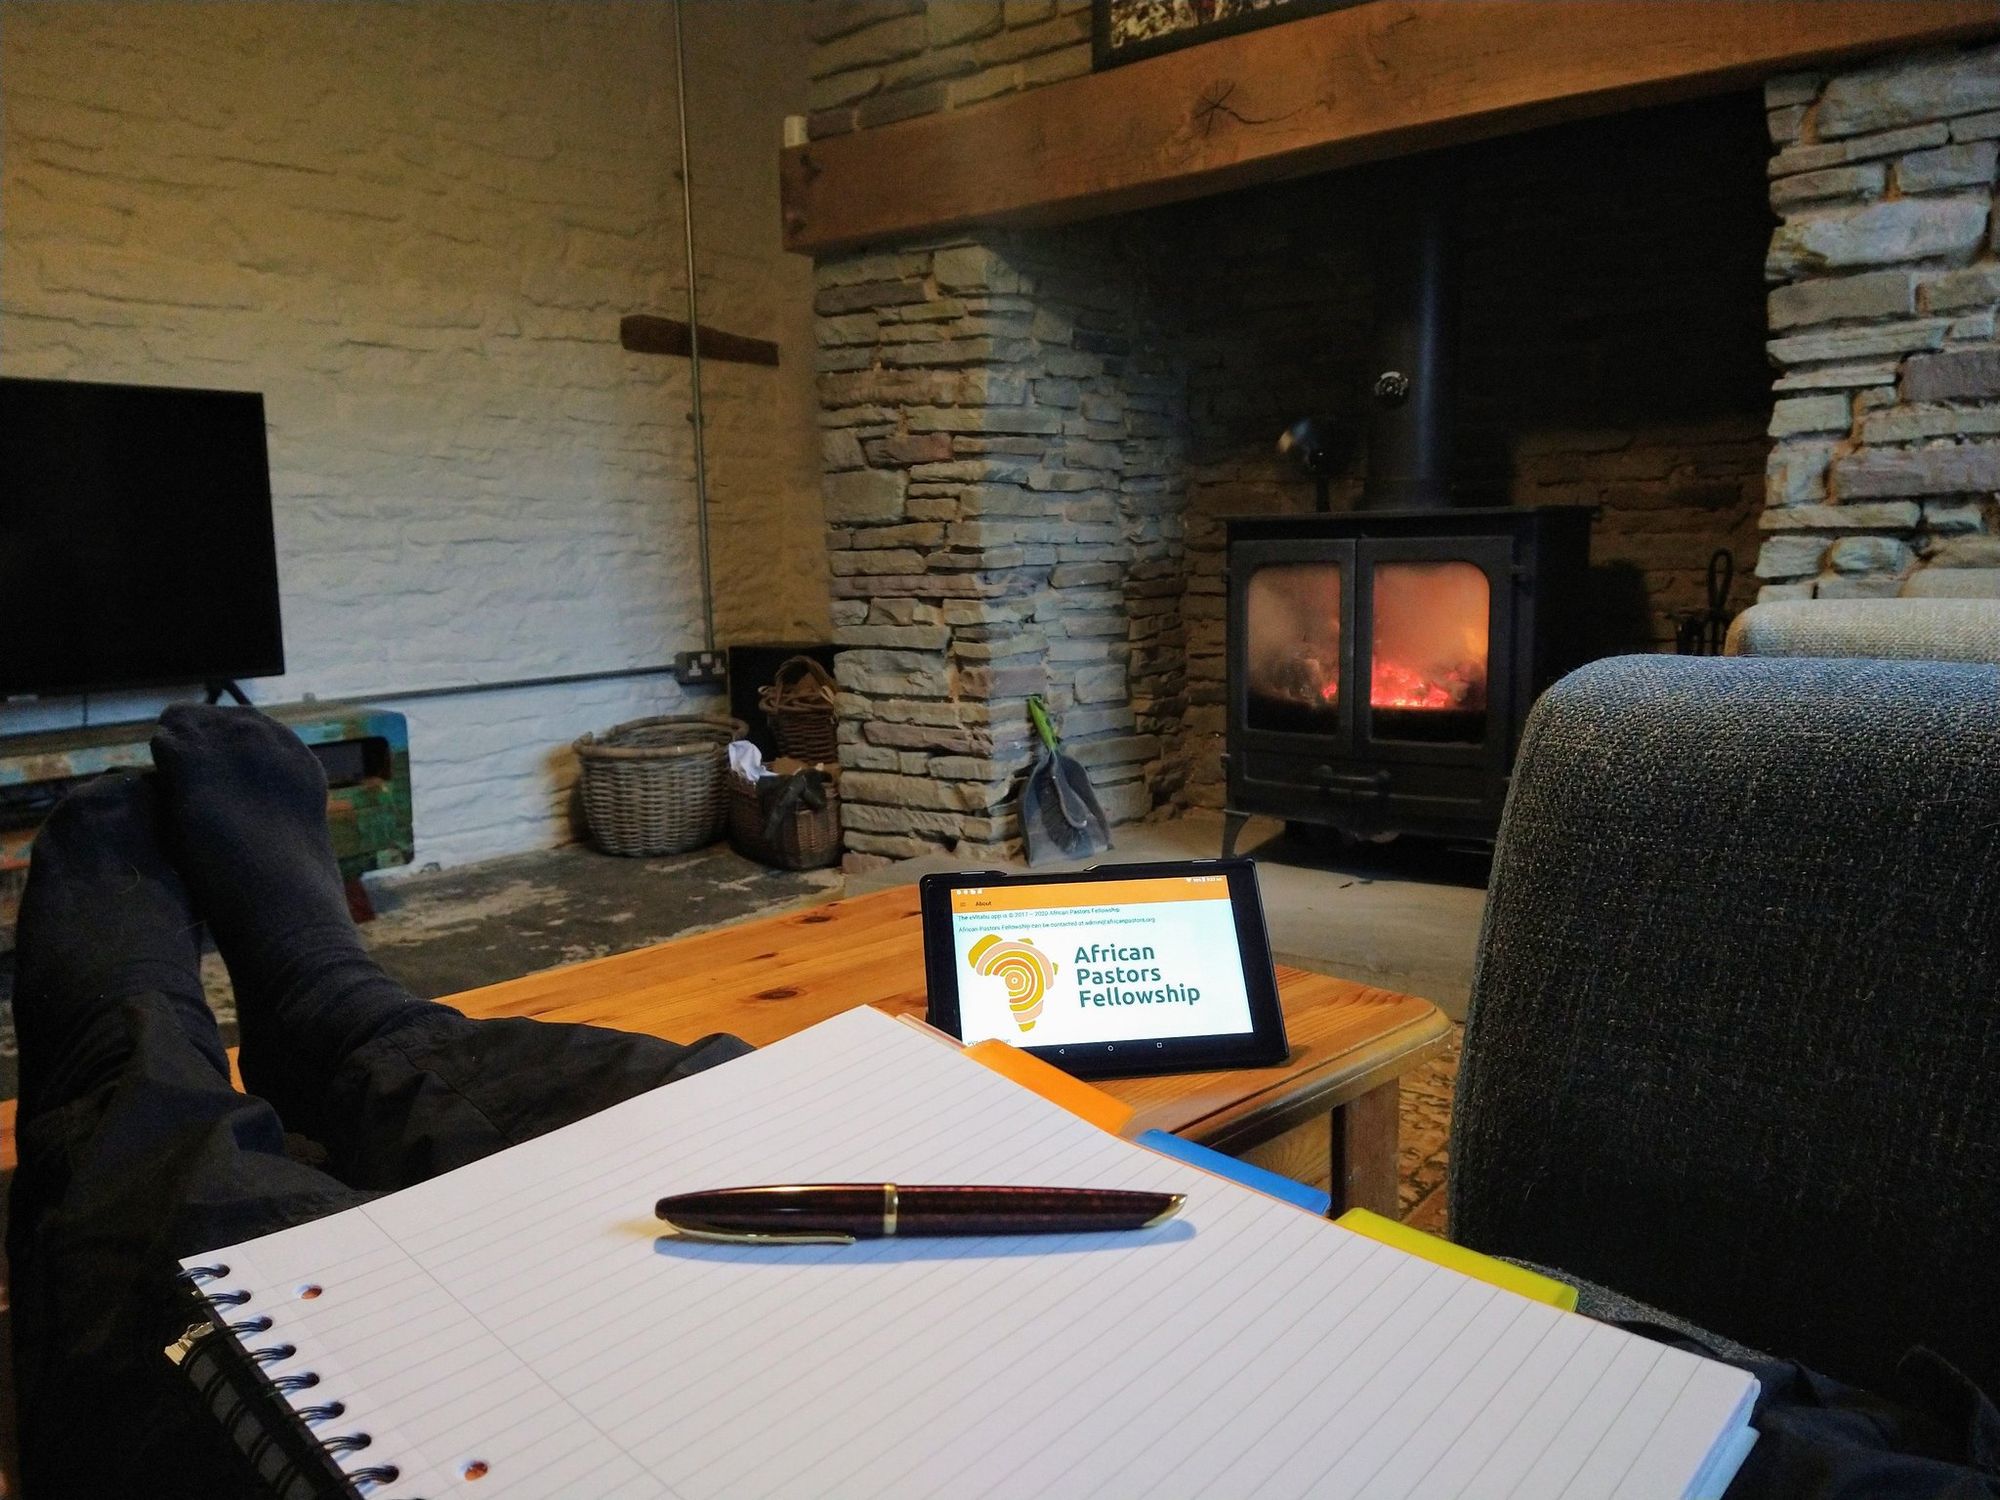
[
  {"left": 1366, "top": 558, "right": 1491, "bottom": 744},
  {"left": 1244, "top": 558, "right": 1347, "bottom": 737}
]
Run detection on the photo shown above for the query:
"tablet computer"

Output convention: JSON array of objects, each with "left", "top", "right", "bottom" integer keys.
[{"left": 920, "top": 858, "right": 1289, "bottom": 1079}]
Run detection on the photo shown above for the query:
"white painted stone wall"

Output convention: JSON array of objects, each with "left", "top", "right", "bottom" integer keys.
[{"left": 0, "top": 1, "right": 829, "bottom": 867}]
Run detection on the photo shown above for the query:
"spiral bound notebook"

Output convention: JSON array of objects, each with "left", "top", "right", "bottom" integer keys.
[{"left": 179, "top": 1006, "right": 1758, "bottom": 1499}]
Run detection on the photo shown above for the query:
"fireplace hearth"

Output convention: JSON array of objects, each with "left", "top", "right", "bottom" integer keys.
[
  {"left": 1222, "top": 506, "right": 1591, "bottom": 852},
  {"left": 805, "top": 75, "right": 1881, "bottom": 873}
]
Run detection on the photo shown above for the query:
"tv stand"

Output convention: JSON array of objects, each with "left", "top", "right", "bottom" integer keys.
[
  {"left": 0, "top": 701, "right": 413, "bottom": 948},
  {"left": 203, "top": 678, "right": 252, "bottom": 706}
]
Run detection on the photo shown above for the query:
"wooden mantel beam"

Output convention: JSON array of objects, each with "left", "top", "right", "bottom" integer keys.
[{"left": 780, "top": 0, "right": 2000, "bottom": 255}]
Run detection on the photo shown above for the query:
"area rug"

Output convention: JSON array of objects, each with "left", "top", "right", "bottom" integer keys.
[{"left": 1396, "top": 1022, "right": 1462, "bottom": 1233}]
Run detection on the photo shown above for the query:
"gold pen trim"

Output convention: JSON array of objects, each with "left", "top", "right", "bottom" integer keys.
[
  {"left": 1142, "top": 1194, "right": 1187, "bottom": 1229},
  {"left": 883, "top": 1182, "right": 899, "bottom": 1238},
  {"left": 657, "top": 1216, "right": 856, "bottom": 1247}
]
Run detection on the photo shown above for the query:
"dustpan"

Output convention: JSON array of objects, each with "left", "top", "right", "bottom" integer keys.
[{"left": 1021, "top": 696, "right": 1112, "bottom": 866}]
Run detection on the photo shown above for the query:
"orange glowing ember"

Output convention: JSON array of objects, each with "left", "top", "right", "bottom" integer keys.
[
  {"left": 1313, "top": 657, "right": 1485, "bottom": 710},
  {"left": 1371, "top": 657, "right": 1481, "bottom": 709}
]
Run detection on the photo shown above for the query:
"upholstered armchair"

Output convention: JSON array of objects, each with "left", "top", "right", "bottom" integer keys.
[
  {"left": 1448, "top": 653, "right": 2000, "bottom": 1396},
  {"left": 1725, "top": 597, "right": 2000, "bottom": 663}
]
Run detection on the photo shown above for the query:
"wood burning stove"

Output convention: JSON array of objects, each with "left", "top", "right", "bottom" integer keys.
[
  {"left": 1222, "top": 506, "right": 1591, "bottom": 852},
  {"left": 1220, "top": 175, "right": 1597, "bottom": 851}
]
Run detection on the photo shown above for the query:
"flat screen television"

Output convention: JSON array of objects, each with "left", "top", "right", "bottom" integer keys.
[{"left": 0, "top": 375, "right": 285, "bottom": 697}]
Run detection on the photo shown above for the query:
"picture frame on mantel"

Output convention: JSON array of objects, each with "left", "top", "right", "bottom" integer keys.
[{"left": 1092, "top": 0, "right": 1366, "bottom": 70}]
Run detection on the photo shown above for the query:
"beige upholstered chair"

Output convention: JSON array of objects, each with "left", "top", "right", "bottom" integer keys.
[{"left": 1724, "top": 597, "right": 2000, "bottom": 663}]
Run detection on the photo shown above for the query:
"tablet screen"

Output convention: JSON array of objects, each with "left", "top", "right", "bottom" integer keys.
[{"left": 948, "top": 873, "right": 1257, "bottom": 1048}]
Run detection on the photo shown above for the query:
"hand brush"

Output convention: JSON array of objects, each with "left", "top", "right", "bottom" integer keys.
[{"left": 1020, "top": 695, "right": 1112, "bottom": 866}]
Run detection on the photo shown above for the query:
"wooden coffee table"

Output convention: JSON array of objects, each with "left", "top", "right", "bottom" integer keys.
[
  {"left": 448, "top": 885, "right": 1451, "bottom": 1216},
  {"left": 0, "top": 887, "right": 1451, "bottom": 1211}
]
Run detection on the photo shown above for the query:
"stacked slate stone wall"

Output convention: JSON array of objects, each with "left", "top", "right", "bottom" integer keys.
[
  {"left": 815, "top": 229, "right": 1187, "bottom": 869},
  {"left": 807, "top": 0, "right": 1091, "bottom": 138},
  {"left": 1760, "top": 44, "right": 2000, "bottom": 600}
]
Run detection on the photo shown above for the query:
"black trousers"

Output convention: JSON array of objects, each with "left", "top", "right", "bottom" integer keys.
[{"left": 6, "top": 983, "right": 747, "bottom": 1499}]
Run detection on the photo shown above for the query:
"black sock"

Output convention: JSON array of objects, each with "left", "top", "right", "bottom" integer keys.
[
  {"left": 149, "top": 704, "right": 442, "bottom": 1133},
  {"left": 12, "top": 773, "right": 220, "bottom": 1117}
]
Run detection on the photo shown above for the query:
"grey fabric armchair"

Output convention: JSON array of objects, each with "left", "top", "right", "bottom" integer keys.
[{"left": 1448, "top": 654, "right": 2000, "bottom": 1396}]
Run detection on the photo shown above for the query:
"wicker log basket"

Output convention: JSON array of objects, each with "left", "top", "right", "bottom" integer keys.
[
  {"left": 727, "top": 768, "right": 842, "bottom": 871},
  {"left": 574, "top": 715, "right": 745, "bottom": 857},
  {"left": 756, "top": 655, "right": 839, "bottom": 764}
]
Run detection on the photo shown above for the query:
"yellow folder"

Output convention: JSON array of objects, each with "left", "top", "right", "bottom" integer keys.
[{"left": 1335, "top": 1208, "right": 1579, "bottom": 1310}]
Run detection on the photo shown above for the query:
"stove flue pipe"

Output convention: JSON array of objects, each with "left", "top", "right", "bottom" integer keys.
[{"left": 1361, "top": 174, "right": 1458, "bottom": 511}]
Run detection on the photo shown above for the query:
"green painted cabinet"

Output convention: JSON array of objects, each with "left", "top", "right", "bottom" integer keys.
[{"left": 0, "top": 703, "right": 412, "bottom": 947}]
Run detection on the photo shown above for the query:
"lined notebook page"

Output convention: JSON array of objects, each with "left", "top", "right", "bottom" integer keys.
[{"left": 185, "top": 1006, "right": 1754, "bottom": 1500}]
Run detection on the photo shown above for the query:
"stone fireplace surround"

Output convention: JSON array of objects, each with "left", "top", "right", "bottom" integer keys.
[{"left": 813, "top": 37, "right": 2000, "bottom": 871}]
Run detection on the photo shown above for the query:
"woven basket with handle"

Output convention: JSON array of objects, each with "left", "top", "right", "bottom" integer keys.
[
  {"left": 756, "top": 655, "right": 839, "bottom": 764},
  {"left": 573, "top": 715, "right": 745, "bottom": 857},
  {"left": 726, "top": 771, "right": 842, "bottom": 870}
]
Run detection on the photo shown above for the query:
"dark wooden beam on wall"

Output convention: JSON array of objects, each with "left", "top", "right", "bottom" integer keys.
[
  {"left": 780, "top": 0, "right": 2000, "bottom": 255},
  {"left": 620, "top": 314, "right": 780, "bottom": 367}
]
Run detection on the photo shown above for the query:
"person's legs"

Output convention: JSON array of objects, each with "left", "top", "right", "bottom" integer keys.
[
  {"left": 6, "top": 773, "right": 368, "bottom": 1498},
  {"left": 146, "top": 703, "right": 455, "bottom": 1148},
  {"left": 148, "top": 704, "right": 750, "bottom": 1191},
  {"left": 9, "top": 714, "right": 750, "bottom": 1494}
]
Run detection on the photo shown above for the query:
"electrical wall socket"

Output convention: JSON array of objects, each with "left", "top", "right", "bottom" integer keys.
[{"left": 675, "top": 650, "right": 726, "bottom": 687}]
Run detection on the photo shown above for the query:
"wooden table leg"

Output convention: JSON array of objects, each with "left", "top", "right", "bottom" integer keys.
[
  {"left": 1229, "top": 1078, "right": 1403, "bottom": 1219},
  {"left": 1329, "top": 1079, "right": 1402, "bottom": 1219}
]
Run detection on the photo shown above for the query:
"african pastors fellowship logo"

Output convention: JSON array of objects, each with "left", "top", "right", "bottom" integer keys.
[{"left": 967, "top": 934, "right": 1059, "bottom": 1034}]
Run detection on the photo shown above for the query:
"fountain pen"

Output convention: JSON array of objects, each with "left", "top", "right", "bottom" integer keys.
[{"left": 654, "top": 1183, "right": 1185, "bottom": 1245}]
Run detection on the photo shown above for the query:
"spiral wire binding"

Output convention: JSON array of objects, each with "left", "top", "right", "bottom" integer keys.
[
  {"left": 179, "top": 1264, "right": 252, "bottom": 1307},
  {"left": 179, "top": 1263, "right": 423, "bottom": 1496}
]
